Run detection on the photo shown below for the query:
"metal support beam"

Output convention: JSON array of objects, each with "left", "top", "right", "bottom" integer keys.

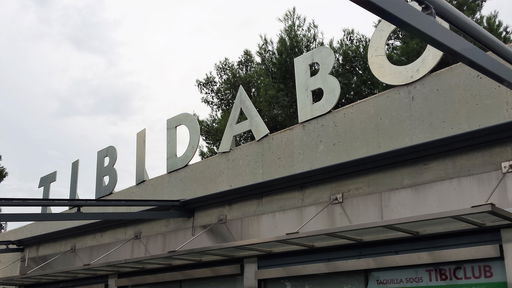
[
  {"left": 26, "top": 248, "right": 73, "bottom": 274},
  {"left": 0, "top": 210, "right": 191, "bottom": 222},
  {"left": 349, "top": 0, "right": 512, "bottom": 89},
  {"left": 421, "top": 0, "right": 512, "bottom": 66},
  {"left": 0, "top": 198, "right": 184, "bottom": 207},
  {"left": 89, "top": 236, "right": 137, "bottom": 265},
  {"left": 170, "top": 222, "right": 218, "bottom": 252},
  {"left": 0, "top": 248, "right": 23, "bottom": 254},
  {"left": 0, "top": 241, "right": 21, "bottom": 246}
]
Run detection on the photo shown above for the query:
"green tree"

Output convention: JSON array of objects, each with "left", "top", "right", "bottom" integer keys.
[
  {"left": 197, "top": 9, "right": 385, "bottom": 159},
  {"left": 197, "top": 8, "right": 327, "bottom": 159},
  {"left": 197, "top": 3, "right": 510, "bottom": 159},
  {"left": 0, "top": 155, "right": 7, "bottom": 184}
]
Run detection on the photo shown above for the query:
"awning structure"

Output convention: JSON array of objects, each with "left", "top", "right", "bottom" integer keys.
[{"left": 1, "top": 204, "right": 511, "bottom": 286}]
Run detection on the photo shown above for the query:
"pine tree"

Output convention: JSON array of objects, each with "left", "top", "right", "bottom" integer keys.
[
  {"left": 0, "top": 155, "right": 7, "bottom": 184},
  {"left": 197, "top": 2, "right": 510, "bottom": 159}
]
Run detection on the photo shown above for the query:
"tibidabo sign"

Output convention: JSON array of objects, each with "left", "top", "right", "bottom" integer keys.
[{"left": 35, "top": 1, "right": 505, "bottom": 210}]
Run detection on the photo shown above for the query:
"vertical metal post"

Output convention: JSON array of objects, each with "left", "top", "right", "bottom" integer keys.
[
  {"left": 108, "top": 274, "right": 118, "bottom": 288},
  {"left": 500, "top": 229, "right": 512, "bottom": 287},
  {"left": 243, "top": 258, "right": 258, "bottom": 288}
]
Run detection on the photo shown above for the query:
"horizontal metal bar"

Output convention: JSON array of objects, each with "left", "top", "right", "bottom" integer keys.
[
  {"left": 0, "top": 210, "right": 191, "bottom": 222},
  {"left": 423, "top": 0, "right": 512, "bottom": 66},
  {"left": 0, "top": 241, "right": 21, "bottom": 246},
  {"left": 0, "top": 248, "right": 23, "bottom": 254},
  {"left": 349, "top": 0, "right": 512, "bottom": 89},
  {"left": 0, "top": 198, "right": 184, "bottom": 207}
]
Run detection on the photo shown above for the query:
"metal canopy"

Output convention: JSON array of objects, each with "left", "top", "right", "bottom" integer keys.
[{"left": 1, "top": 204, "right": 511, "bottom": 286}]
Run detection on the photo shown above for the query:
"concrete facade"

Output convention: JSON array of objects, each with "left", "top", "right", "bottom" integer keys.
[{"left": 1, "top": 60, "right": 511, "bottom": 287}]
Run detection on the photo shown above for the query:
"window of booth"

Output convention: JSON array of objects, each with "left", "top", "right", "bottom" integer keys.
[
  {"left": 263, "top": 271, "right": 365, "bottom": 288},
  {"left": 262, "top": 259, "right": 506, "bottom": 288},
  {"left": 129, "top": 275, "right": 243, "bottom": 288}
]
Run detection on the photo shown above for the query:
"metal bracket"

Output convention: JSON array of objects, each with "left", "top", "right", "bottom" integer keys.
[
  {"left": 501, "top": 161, "right": 512, "bottom": 173},
  {"left": 217, "top": 214, "right": 227, "bottom": 224},
  {"left": 288, "top": 195, "right": 340, "bottom": 235},
  {"left": 330, "top": 193, "right": 343, "bottom": 204}
]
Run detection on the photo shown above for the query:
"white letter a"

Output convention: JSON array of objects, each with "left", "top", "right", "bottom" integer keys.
[{"left": 218, "top": 86, "right": 269, "bottom": 152}]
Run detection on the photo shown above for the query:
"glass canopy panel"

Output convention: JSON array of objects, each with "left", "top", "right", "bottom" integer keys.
[
  {"left": 141, "top": 257, "right": 187, "bottom": 266},
  {"left": 461, "top": 212, "right": 510, "bottom": 226},
  {"left": 30, "top": 275, "right": 68, "bottom": 281},
  {"left": 137, "top": 260, "right": 173, "bottom": 267},
  {"left": 158, "top": 258, "right": 196, "bottom": 266},
  {"left": 290, "top": 234, "right": 354, "bottom": 247},
  {"left": 340, "top": 227, "right": 411, "bottom": 241},
  {"left": 113, "top": 263, "right": 162, "bottom": 270},
  {"left": 246, "top": 241, "right": 307, "bottom": 253},
  {"left": 174, "top": 252, "right": 225, "bottom": 262},
  {"left": 395, "top": 217, "right": 474, "bottom": 234},
  {"left": 209, "top": 247, "right": 263, "bottom": 257},
  {"left": 84, "top": 267, "right": 131, "bottom": 274}
]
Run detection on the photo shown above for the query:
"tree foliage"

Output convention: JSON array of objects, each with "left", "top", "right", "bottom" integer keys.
[
  {"left": 0, "top": 155, "right": 7, "bottom": 184},
  {"left": 197, "top": 2, "right": 510, "bottom": 159}
]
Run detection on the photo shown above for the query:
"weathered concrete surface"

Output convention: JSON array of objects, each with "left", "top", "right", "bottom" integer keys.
[{"left": 1, "top": 60, "right": 512, "bottom": 278}]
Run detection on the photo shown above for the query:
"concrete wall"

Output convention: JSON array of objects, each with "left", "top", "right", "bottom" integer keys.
[{"left": 1, "top": 60, "right": 512, "bottom": 278}]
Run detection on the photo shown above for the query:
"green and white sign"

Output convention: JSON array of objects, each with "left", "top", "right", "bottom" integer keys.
[{"left": 368, "top": 260, "right": 506, "bottom": 288}]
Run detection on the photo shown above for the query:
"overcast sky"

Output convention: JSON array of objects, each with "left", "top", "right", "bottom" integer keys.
[{"left": 0, "top": 0, "right": 510, "bottom": 229}]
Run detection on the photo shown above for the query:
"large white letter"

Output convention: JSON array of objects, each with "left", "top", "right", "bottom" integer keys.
[
  {"left": 218, "top": 86, "right": 269, "bottom": 153},
  {"left": 167, "top": 113, "right": 200, "bottom": 173},
  {"left": 367, "top": 2, "right": 448, "bottom": 85},
  {"left": 136, "top": 129, "right": 149, "bottom": 184},
  {"left": 69, "top": 160, "right": 79, "bottom": 201},
  {"left": 38, "top": 171, "right": 56, "bottom": 213},
  {"left": 294, "top": 46, "right": 340, "bottom": 123},
  {"left": 95, "top": 146, "right": 117, "bottom": 199}
]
